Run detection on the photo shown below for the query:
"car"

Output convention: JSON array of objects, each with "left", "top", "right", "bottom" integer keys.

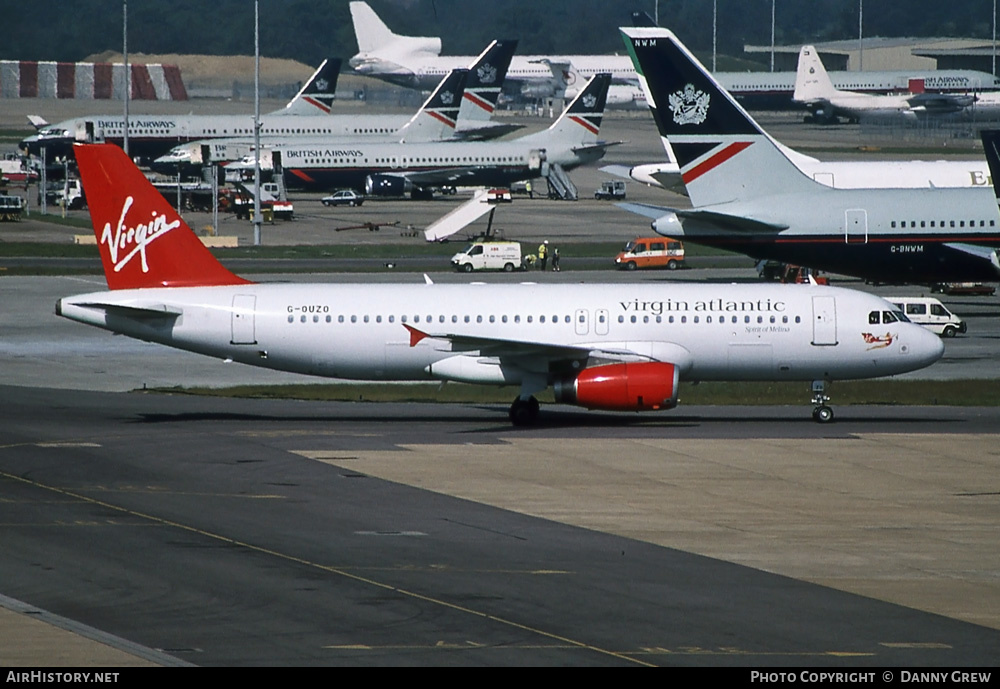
[{"left": 322, "top": 190, "right": 364, "bottom": 207}]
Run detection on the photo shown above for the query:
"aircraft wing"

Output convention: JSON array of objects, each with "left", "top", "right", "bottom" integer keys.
[
  {"left": 404, "top": 325, "right": 668, "bottom": 362},
  {"left": 906, "top": 93, "right": 975, "bottom": 114},
  {"left": 389, "top": 167, "right": 484, "bottom": 187},
  {"left": 453, "top": 122, "right": 525, "bottom": 141},
  {"left": 944, "top": 242, "right": 1000, "bottom": 273},
  {"left": 616, "top": 202, "right": 788, "bottom": 233},
  {"left": 572, "top": 140, "right": 624, "bottom": 155}
]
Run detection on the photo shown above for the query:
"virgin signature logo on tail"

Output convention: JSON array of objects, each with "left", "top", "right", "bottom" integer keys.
[{"left": 100, "top": 196, "right": 181, "bottom": 274}]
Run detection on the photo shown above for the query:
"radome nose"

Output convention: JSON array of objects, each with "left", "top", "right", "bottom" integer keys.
[{"left": 915, "top": 324, "right": 946, "bottom": 367}]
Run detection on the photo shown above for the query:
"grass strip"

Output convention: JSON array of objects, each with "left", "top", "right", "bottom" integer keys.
[{"left": 143, "top": 379, "right": 1000, "bottom": 407}]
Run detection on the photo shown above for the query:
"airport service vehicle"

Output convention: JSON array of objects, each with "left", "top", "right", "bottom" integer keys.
[
  {"left": 595, "top": 180, "right": 627, "bottom": 200},
  {"left": 617, "top": 28, "right": 1000, "bottom": 285},
  {"left": 451, "top": 240, "right": 522, "bottom": 272},
  {"left": 58, "top": 143, "right": 944, "bottom": 425},
  {"left": 933, "top": 283, "right": 996, "bottom": 296},
  {"left": 0, "top": 195, "right": 23, "bottom": 221},
  {"left": 886, "top": 297, "right": 966, "bottom": 337},
  {"left": 614, "top": 237, "right": 684, "bottom": 271},
  {"left": 322, "top": 190, "right": 365, "bottom": 207}
]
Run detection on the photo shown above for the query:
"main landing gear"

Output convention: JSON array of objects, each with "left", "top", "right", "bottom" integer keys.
[
  {"left": 509, "top": 395, "right": 540, "bottom": 426},
  {"left": 811, "top": 380, "right": 834, "bottom": 423}
]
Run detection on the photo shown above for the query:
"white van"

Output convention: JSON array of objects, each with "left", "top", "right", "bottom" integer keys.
[
  {"left": 886, "top": 297, "right": 966, "bottom": 337},
  {"left": 451, "top": 240, "right": 523, "bottom": 272}
]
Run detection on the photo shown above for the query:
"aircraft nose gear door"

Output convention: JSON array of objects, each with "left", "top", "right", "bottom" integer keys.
[
  {"left": 231, "top": 295, "right": 257, "bottom": 345},
  {"left": 811, "top": 296, "right": 838, "bottom": 346}
]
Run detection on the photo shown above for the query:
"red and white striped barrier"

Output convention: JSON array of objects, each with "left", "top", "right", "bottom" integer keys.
[{"left": 0, "top": 61, "right": 187, "bottom": 100}]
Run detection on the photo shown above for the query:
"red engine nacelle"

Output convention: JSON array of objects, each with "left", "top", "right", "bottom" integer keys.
[{"left": 553, "top": 362, "right": 679, "bottom": 412}]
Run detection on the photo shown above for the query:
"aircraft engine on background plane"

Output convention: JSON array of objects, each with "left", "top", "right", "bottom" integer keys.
[{"left": 365, "top": 173, "right": 413, "bottom": 197}]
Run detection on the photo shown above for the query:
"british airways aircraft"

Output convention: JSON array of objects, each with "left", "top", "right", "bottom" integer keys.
[
  {"left": 56, "top": 143, "right": 943, "bottom": 425},
  {"left": 618, "top": 27, "right": 1000, "bottom": 284},
  {"left": 152, "top": 40, "right": 523, "bottom": 172},
  {"left": 20, "top": 59, "right": 343, "bottom": 162}
]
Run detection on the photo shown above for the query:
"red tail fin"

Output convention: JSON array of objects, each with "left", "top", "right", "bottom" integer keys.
[{"left": 74, "top": 143, "right": 250, "bottom": 290}]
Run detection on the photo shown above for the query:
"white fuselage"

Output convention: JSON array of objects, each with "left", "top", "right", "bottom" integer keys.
[
  {"left": 57, "top": 282, "right": 943, "bottom": 386},
  {"left": 623, "top": 157, "right": 993, "bottom": 191}
]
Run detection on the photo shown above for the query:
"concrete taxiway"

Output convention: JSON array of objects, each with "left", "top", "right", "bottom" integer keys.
[{"left": 2, "top": 387, "right": 999, "bottom": 666}]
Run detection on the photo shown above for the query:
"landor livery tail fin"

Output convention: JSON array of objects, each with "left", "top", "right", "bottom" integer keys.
[
  {"left": 518, "top": 73, "right": 611, "bottom": 147},
  {"left": 398, "top": 69, "right": 469, "bottom": 142},
  {"left": 620, "top": 27, "right": 816, "bottom": 207},
  {"left": 459, "top": 39, "right": 518, "bottom": 123},
  {"left": 275, "top": 58, "right": 341, "bottom": 115},
  {"left": 74, "top": 143, "right": 250, "bottom": 290}
]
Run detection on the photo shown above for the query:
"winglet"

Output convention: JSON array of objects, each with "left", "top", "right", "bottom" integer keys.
[
  {"left": 74, "top": 143, "right": 251, "bottom": 290},
  {"left": 403, "top": 323, "right": 429, "bottom": 347}
]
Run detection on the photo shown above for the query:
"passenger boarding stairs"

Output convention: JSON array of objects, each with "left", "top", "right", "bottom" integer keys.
[{"left": 544, "top": 163, "right": 578, "bottom": 200}]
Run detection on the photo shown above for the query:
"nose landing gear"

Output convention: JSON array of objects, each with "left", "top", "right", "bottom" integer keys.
[{"left": 811, "top": 380, "right": 834, "bottom": 423}]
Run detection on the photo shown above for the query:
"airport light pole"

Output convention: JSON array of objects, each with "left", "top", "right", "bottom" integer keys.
[
  {"left": 858, "top": 0, "right": 864, "bottom": 71},
  {"left": 253, "top": 0, "right": 262, "bottom": 246},
  {"left": 712, "top": 0, "right": 717, "bottom": 72},
  {"left": 123, "top": 0, "right": 129, "bottom": 156},
  {"left": 770, "top": 0, "right": 775, "bottom": 72}
]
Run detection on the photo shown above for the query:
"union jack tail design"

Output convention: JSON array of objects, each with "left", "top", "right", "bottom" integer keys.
[
  {"left": 544, "top": 73, "right": 611, "bottom": 144},
  {"left": 621, "top": 28, "right": 817, "bottom": 207},
  {"left": 459, "top": 40, "right": 518, "bottom": 122},
  {"left": 398, "top": 69, "right": 468, "bottom": 142}
]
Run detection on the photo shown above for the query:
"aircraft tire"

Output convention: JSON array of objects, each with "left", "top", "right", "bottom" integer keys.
[
  {"left": 509, "top": 396, "right": 540, "bottom": 426},
  {"left": 813, "top": 406, "right": 834, "bottom": 423}
]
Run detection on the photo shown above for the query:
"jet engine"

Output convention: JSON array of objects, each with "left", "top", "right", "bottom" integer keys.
[
  {"left": 365, "top": 173, "right": 412, "bottom": 197},
  {"left": 553, "top": 362, "right": 679, "bottom": 412}
]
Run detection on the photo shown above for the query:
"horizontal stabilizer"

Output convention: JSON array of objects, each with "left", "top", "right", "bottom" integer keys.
[
  {"left": 674, "top": 208, "right": 789, "bottom": 233},
  {"left": 616, "top": 201, "right": 674, "bottom": 220},
  {"left": 75, "top": 302, "right": 183, "bottom": 319},
  {"left": 572, "top": 140, "right": 624, "bottom": 155}
]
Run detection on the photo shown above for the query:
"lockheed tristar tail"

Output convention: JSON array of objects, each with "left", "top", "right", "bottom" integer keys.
[{"left": 58, "top": 143, "right": 944, "bottom": 425}]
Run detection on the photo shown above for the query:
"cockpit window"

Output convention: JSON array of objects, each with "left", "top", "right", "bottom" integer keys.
[
  {"left": 869, "top": 311, "right": 880, "bottom": 324},
  {"left": 882, "top": 311, "right": 898, "bottom": 323}
]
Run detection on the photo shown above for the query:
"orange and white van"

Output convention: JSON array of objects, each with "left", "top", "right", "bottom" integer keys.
[{"left": 614, "top": 237, "right": 685, "bottom": 270}]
